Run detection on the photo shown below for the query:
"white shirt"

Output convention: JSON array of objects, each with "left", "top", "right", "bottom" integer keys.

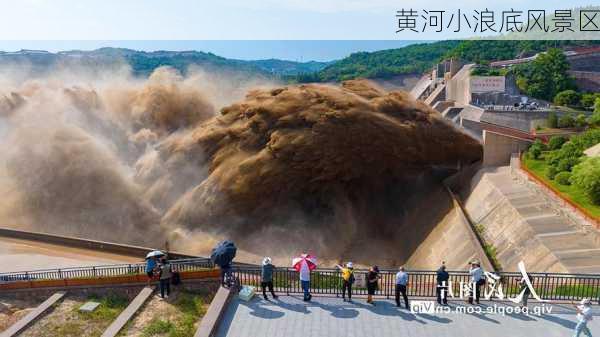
[
  {"left": 577, "top": 306, "right": 593, "bottom": 323},
  {"left": 470, "top": 267, "right": 484, "bottom": 282},
  {"left": 299, "top": 260, "right": 310, "bottom": 281}
]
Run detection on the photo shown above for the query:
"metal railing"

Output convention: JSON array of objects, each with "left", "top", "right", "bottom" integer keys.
[
  {"left": 2, "top": 259, "right": 600, "bottom": 303},
  {"left": 231, "top": 267, "right": 600, "bottom": 303},
  {"left": 0, "top": 257, "right": 214, "bottom": 282}
]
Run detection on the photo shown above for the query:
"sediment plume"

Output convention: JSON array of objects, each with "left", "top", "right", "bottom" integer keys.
[
  {"left": 155, "top": 80, "right": 482, "bottom": 263},
  {"left": 0, "top": 67, "right": 482, "bottom": 265}
]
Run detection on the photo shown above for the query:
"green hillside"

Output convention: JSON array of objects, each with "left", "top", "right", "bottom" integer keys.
[{"left": 294, "top": 40, "right": 600, "bottom": 83}]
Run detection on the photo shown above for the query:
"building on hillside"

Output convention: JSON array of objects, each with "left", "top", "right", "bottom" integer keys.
[{"left": 490, "top": 46, "right": 600, "bottom": 92}]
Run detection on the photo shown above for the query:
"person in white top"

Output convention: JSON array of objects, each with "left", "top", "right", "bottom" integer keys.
[
  {"left": 573, "top": 298, "right": 594, "bottom": 337},
  {"left": 299, "top": 259, "right": 312, "bottom": 302},
  {"left": 468, "top": 261, "right": 485, "bottom": 305}
]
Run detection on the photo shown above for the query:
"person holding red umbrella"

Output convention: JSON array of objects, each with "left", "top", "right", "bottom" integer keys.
[{"left": 293, "top": 253, "right": 317, "bottom": 302}]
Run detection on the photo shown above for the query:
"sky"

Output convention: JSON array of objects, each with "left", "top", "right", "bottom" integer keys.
[
  {"left": 0, "top": 40, "right": 422, "bottom": 62},
  {"left": 0, "top": 0, "right": 597, "bottom": 60}
]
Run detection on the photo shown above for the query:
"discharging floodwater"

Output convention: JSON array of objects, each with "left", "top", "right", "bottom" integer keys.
[{"left": 0, "top": 237, "right": 140, "bottom": 273}]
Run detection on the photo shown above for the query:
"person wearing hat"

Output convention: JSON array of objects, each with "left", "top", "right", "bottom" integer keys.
[
  {"left": 366, "top": 266, "right": 380, "bottom": 305},
  {"left": 573, "top": 298, "right": 593, "bottom": 337},
  {"left": 261, "top": 257, "right": 278, "bottom": 300},
  {"left": 336, "top": 262, "right": 355, "bottom": 302},
  {"left": 395, "top": 266, "right": 410, "bottom": 309},
  {"left": 468, "top": 260, "right": 485, "bottom": 304}
]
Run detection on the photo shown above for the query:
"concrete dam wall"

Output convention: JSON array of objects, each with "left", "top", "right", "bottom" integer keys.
[{"left": 462, "top": 166, "right": 600, "bottom": 273}]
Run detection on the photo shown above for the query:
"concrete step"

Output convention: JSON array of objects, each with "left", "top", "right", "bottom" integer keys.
[
  {"left": 100, "top": 286, "right": 155, "bottom": 337},
  {"left": 556, "top": 250, "right": 600, "bottom": 269},
  {"left": 0, "top": 291, "right": 66, "bottom": 337},
  {"left": 538, "top": 232, "right": 600, "bottom": 251},
  {"left": 527, "top": 217, "right": 577, "bottom": 235}
]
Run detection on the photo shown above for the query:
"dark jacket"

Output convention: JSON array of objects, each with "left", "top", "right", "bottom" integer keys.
[
  {"left": 436, "top": 268, "right": 449, "bottom": 285},
  {"left": 262, "top": 263, "right": 275, "bottom": 282},
  {"left": 367, "top": 271, "right": 379, "bottom": 291}
]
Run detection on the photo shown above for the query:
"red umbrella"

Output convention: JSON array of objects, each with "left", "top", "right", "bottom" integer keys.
[{"left": 292, "top": 253, "right": 317, "bottom": 271}]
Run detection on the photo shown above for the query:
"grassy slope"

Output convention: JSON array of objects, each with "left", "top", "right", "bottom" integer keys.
[{"left": 523, "top": 155, "right": 600, "bottom": 218}]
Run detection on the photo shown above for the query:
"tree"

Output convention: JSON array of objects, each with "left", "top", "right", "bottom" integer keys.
[
  {"left": 514, "top": 48, "right": 575, "bottom": 101},
  {"left": 554, "top": 90, "right": 581, "bottom": 107},
  {"left": 581, "top": 93, "right": 600, "bottom": 110},
  {"left": 546, "top": 141, "right": 582, "bottom": 173},
  {"left": 589, "top": 111, "right": 600, "bottom": 127},
  {"left": 575, "top": 114, "right": 588, "bottom": 128},
  {"left": 528, "top": 139, "right": 545, "bottom": 159},
  {"left": 595, "top": 97, "right": 600, "bottom": 113},
  {"left": 558, "top": 113, "right": 575, "bottom": 128},
  {"left": 571, "top": 157, "right": 600, "bottom": 204},
  {"left": 548, "top": 136, "right": 567, "bottom": 150}
]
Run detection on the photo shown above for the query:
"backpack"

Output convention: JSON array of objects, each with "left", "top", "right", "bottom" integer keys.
[
  {"left": 171, "top": 271, "right": 181, "bottom": 285},
  {"left": 342, "top": 268, "right": 355, "bottom": 283}
]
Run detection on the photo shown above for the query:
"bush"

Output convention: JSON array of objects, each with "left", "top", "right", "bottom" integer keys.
[
  {"left": 528, "top": 139, "right": 545, "bottom": 159},
  {"left": 545, "top": 165, "right": 559, "bottom": 180},
  {"left": 571, "top": 158, "right": 600, "bottom": 204},
  {"left": 558, "top": 113, "right": 576, "bottom": 128},
  {"left": 581, "top": 93, "right": 600, "bottom": 110},
  {"left": 555, "top": 171, "right": 572, "bottom": 185},
  {"left": 589, "top": 111, "right": 600, "bottom": 127},
  {"left": 575, "top": 114, "right": 588, "bottom": 128},
  {"left": 548, "top": 112, "right": 558, "bottom": 128},
  {"left": 548, "top": 136, "right": 567, "bottom": 150},
  {"left": 595, "top": 97, "right": 600, "bottom": 113},
  {"left": 554, "top": 90, "right": 581, "bottom": 107}
]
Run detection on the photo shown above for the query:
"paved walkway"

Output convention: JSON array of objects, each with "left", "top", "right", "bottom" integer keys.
[{"left": 217, "top": 296, "right": 599, "bottom": 337}]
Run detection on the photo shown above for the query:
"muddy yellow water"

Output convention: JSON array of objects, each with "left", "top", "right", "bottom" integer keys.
[{"left": 0, "top": 237, "right": 140, "bottom": 273}]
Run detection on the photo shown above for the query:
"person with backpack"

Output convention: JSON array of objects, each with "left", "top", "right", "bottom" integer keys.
[
  {"left": 145, "top": 256, "right": 157, "bottom": 286},
  {"left": 158, "top": 257, "right": 172, "bottom": 299},
  {"left": 336, "top": 262, "right": 355, "bottom": 302},
  {"left": 261, "top": 257, "right": 278, "bottom": 300}
]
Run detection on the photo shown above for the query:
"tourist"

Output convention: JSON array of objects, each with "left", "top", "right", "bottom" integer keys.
[
  {"left": 519, "top": 272, "right": 534, "bottom": 309},
  {"left": 573, "top": 299, "right": 593, "bottom": 337},
  {"left": 367, "top": 266, "right": 380, "bottom": 305},
  {"left": 220, "top": 262, "right": 232, "bottom": 287},
  {"left": 395, "top": 266, "right": 409, "bottom": 309},
  {"left": 158, "top": 257, "right": 172, "bottom": 299},
  {"left": 299, "top": 257, "right": 312, "bottom": 302},
  {"left": 336, "top": 262, "right": 355, "bottom": 302},
  {"left": 436, "top": 263, "right": 449, "bottom": 305},
  {"left": 261, "top": 257, "right": 278, "bottom": 300},
  {"left": 145, "top": 256, "right": 157, "bottom": 286},
  {"left": 468, "top": 261, "right": 485, "bottom": 304}
]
